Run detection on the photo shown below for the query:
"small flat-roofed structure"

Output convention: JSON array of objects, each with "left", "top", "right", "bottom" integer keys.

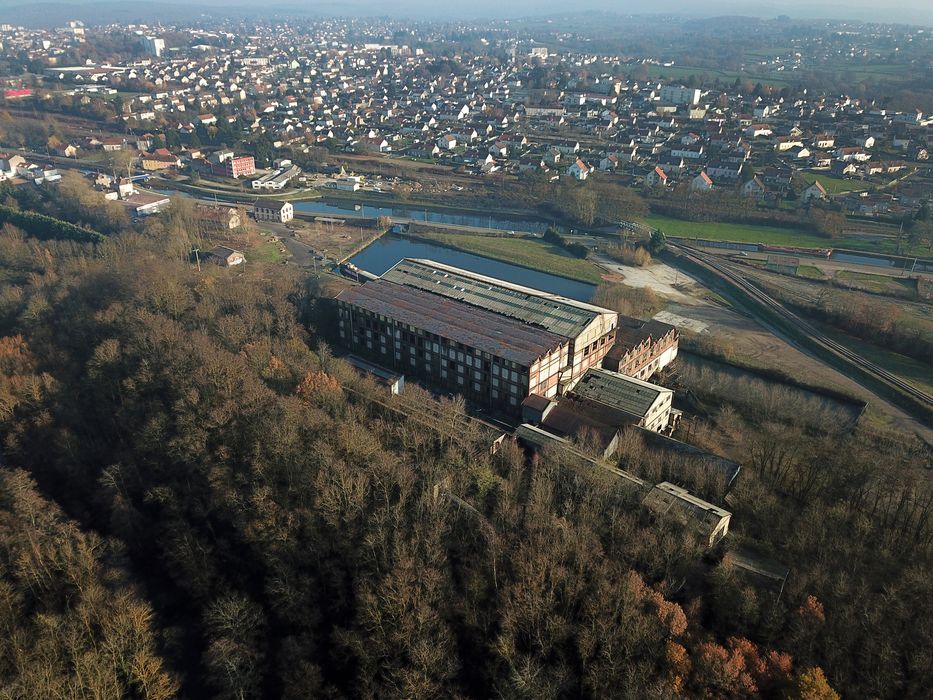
[
  {"left": 121, "top": 192, "right": 170, "bottom": 216},
  {"left": 538, "top": 399, "right": 624, "bottom": 459},
  {"left": 723, "top": 548, "right": 790, "bottom": 596},
  {"left": 344, "top": 354, "right": 405, "bottom": 395},
  {"left": 515, "top": 422, "right": 571, "bottom": 452},
  {"left": 521, "top": 393, "right": 555, "bottom": 424},
  {"left": 382, "top": 258, "right": 617, "bottom": 382},
  {"left": 765, "top": 255, "right": 800, "bottom": 276},
  {"left": 643, "top": 482, "right": 731, "bottom": 546},
  {"left": 569, "top": 367, "right": 674, "bottom": 433}
]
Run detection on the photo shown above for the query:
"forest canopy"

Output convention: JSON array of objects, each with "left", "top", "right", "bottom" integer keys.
[{"left": 0, "top": 210, "right": 928, "bottom": 698}]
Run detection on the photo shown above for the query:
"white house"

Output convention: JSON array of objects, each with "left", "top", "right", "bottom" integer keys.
[
  {"left": 568, "top": 158, "right": 593, "bottom": 181},
  {"left": 254, "top": 200, "right": 294, "bottom": 223},
  {"left": 802, "top": 181, "right": 828, "bottom": 202},
  {"left": 742, "top": 177, "right": 768, "bottom": 199},
  {"left": 437, "top": 134, "right": 457, "bottom": 151},
  {"left": 645, "top": 165, "right": 669, "bottom": 187},
  {"left": 745, "top": 124, "right": 773, "bottom": 138},
  {"left": 691, "top": 171, "right": 714, "bottom": 192}
]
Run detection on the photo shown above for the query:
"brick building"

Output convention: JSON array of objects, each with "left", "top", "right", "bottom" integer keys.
[
  {"left": 209, "top": 152, "right": 256, "bottom": 178},
  {"left": 336, "top": 280, "right": 569, "bottom": 411},
  {"left": 380, "top": 259, "right": 618, "bottom": 387},
  {"left": 335, "top": 259, "right": 619, "bottom": 412},
  {"left": 602, "top": 318, "right": 678, "bottom": 381}
]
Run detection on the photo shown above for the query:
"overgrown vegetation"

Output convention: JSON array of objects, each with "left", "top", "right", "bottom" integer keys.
[
  {"left": 0, "top": 202, "right": 928, "bottom": 699},
  {"left": 606, "top": 242, "right": 653, "bottom": 267},
  {"left": 542, "top": 225, "right": 589, "bottom": 258},
  {"left": 762, "top": 281, "right": 933, "bottom": 365},
  {"left": 592, "top": 281, "right": 663, "bottom": 318},
  {"left": 0, "top": 203, "right": 104, "bottom": 243}
]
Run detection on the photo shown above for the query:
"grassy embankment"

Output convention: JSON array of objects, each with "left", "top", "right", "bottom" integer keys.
[
  {"left": 644, "top": 214, "right": 924, "bottom": 256},
  {"left": 797, "top": 265, "right": 824, "bottom": 279},
  {"left": 644, "top": 215, "right": 837, "bottom": 247},
  {"left": 818, "top": 325, "right": 933, "bottom": 397},
  {"left": 835, "top": 270, "right": 917, "bottom": 295},
  {"left": 416, "top": 231, "right": 605, "bottom": 284}
]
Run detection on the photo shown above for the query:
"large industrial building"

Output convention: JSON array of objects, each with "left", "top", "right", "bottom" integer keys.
[
  {"left": 335, "top": 258, "right": 619, "bottom": 411},
  {"left": 381, "top": 259, "right": 619, "bottom": 384}
]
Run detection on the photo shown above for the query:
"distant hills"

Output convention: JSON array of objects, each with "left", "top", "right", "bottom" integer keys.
[{"left": 4, "top": 1, "right": 931, "bottom": 28}]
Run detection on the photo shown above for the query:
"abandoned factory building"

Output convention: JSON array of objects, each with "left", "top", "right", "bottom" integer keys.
[{"left": 335, "top": 258, "right": 619, "bottom": 411}]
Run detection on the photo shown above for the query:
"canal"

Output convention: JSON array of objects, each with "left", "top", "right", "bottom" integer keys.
[
  {"left": 153, "top": 188, "right": 552, "bottom": 233},
  {"left": 291, "top": 199, "right": 550, "bottom": 234},
  {"left": 348, "top": 237, "right": 597, "bottom": 302}
]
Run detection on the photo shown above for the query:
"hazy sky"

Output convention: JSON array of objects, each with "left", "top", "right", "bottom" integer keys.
[
  {"left": 411, "top": 0, "right": 930, "bottom": 24},
  {"left": 3, "top": 0, "right": 932, "bottom": 25},
  {"left": 237, "top": 0, "right": 933, "bottom": 24}
]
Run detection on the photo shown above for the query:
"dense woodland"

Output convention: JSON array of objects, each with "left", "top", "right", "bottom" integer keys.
[{"left": 0, "top": 202, "right": 930, "bottom": 698}]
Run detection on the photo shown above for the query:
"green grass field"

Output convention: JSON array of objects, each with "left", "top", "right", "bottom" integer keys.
[
  {"left": 836, "top": 270, "right": 916, "bottom": 296},
  {"left": 797, "top": 265, "right": 825, "bottom": 279},
  {"left": 246, "top": 240, "right": 285, "bottom": 264},
  {"left": 801, "top": 172, "right": 869, "bottom": 195},
  {"left": 418, "top": 232, "right": 605, "bottom": 283},
  {"left": 644, "top": 214, "right": 926, "bottom": 256},
  {"left": 643, "top": 215, "right": 833, "bottom": 248},
  {"left": 625, "top": 63, "right": 794, "bottom": 88}
]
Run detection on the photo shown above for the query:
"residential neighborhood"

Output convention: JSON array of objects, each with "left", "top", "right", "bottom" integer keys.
[{"left": 0, "top": 16, "right": 931, "bottom": 221}]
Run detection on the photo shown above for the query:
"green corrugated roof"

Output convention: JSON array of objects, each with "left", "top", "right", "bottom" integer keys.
[
  {"left": 381, "top": 258, "right": 610, "bottom": 338},
  {"left": 570, "top": 368, "right": 668, "bottom": 418}
]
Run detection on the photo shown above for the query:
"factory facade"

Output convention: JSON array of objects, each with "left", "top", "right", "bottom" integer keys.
[{"left": 335, "top": 259, "right": 619, "bottom": 411}]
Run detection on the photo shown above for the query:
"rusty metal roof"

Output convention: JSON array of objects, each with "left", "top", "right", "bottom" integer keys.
[{"left": 337, "top": 279, "right": 566, "bottom": 366}]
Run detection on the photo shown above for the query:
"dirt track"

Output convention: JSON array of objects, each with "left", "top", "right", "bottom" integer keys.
[{"left": 601, "top": 254, "right": 933, "bottom": 441}]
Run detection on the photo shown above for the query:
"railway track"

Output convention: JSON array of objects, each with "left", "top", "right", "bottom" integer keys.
[{"left": 669, "top": 242, "right": 933, "bottom": 413}]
